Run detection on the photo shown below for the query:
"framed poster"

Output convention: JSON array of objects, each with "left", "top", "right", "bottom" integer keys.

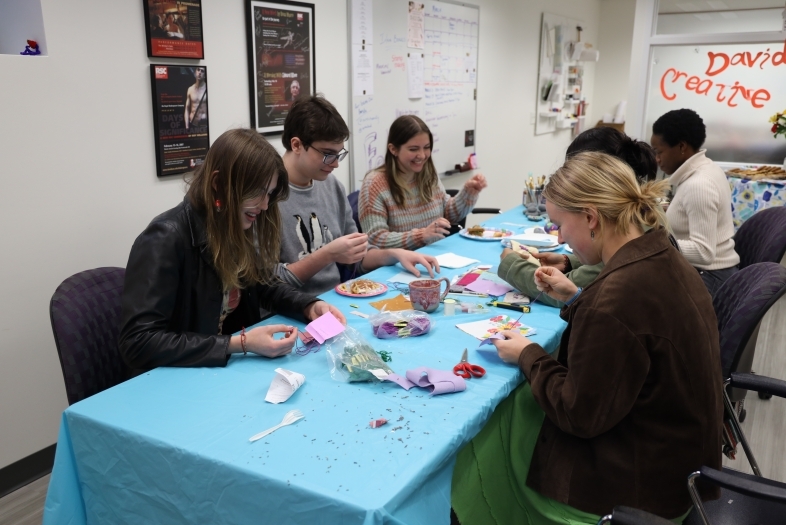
[
  {"left": 144, "top": 0, "right": 205, "bottom": 59},
  {"left": 246, "top": 0, "right": 315, "bottom": 135},
  {"left": 150, "top": 65, "right": 210, "bottom": 178}
]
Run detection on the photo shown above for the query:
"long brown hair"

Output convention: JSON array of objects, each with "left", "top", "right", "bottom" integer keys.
[
  {"left": 543, "top": 151, "right": 670, "bottom": 239},
  {"left": 186, "top": 129, "right": 289, "bottom": 290},
  {"left": 378, "top": 115, "right": 438, "bottom": 206}
]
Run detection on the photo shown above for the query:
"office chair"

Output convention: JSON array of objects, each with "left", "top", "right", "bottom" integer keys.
[
  {"left": 684, "top": 371, "right": 786, "bottom": 525},
  {"left": 347, "top": 190, "right": 362, "bottom": 233},
  {"left": 733, "top": 206, "right": 786, "bottom": 269},
  {"left": 712, "top": 262, "right": 786, "bottom": 423},
  {"left": 50, "top": 267, "right": 128, "bottom": 405},
  {"left": 597, "top": 506, "right": 674, "bottom": 525},
  {"left": 445, "top": 188, "right": 501, "bottom": 235}
]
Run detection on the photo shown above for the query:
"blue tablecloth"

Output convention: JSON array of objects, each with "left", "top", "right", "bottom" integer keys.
[{"left": 43, "top": 207, "right": 567, "bottom": 525}]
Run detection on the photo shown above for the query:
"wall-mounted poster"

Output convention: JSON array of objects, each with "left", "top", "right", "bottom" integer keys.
[
  {"left": 246, "top": 0, "right": 315, "bottom": 135},
  {"left": 150, "top": 65, "right": 210, "bottom": 178},
  {"left": 144, "top": 0, "right": 204, "bottom": 59}
]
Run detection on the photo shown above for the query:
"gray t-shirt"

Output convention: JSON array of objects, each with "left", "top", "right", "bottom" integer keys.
[{"left": 276, "top": 175, "right": 360, "bottom": 294}]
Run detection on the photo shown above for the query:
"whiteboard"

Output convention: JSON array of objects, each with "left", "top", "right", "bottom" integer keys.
[{"left": 348, "top": 0, "right": 479, "bottom": 191}]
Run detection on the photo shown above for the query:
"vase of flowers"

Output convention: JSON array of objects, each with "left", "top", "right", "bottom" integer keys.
[{"left": 771, "top": 110, "right": 786, "bottom": 170}]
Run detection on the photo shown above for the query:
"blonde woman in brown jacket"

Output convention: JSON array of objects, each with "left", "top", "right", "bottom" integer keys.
[{"left": 451, "top": 152, "right": 722, "bottom": 524}]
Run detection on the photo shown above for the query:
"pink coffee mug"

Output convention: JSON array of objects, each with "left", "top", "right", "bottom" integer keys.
[{"left": 409, "top": 278, "right": 450, "bottom": 313}]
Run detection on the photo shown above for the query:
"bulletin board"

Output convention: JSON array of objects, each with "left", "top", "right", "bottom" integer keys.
[
  {"left": 535, "top": 12, "right": 586, "bottom": 135},
  {"left": 348, "top": 0, "right": 479, "bottom": 191}
]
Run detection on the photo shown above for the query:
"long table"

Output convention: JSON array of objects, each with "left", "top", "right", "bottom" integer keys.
[{"left": 43, "top": 206, "right": 567, "bottom": 525}]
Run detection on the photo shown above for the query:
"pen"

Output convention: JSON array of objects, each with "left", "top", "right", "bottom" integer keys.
[{"left": 488, "top": 301, "right": 531, "bottom": 313}]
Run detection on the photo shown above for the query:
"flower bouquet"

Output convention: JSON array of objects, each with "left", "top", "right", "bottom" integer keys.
[{"left": 769, "top": 111, "right": 786, "bottom": 138}]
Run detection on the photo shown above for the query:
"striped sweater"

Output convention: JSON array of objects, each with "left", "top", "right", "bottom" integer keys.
[
  {"left": 666, "top": 150, "right": 739, "bottom": 270},
  {"left": 359, "top": 170, "right": 480, "bottom": 249}
]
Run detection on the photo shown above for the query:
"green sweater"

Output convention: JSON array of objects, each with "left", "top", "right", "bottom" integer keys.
[{"left": 497, "top": 253, "right": 603, "bottom": 308}]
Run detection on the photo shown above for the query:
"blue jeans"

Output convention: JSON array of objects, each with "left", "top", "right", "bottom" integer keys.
[{"left": 698, "top": 266, "right": 739, "bottom": 298}]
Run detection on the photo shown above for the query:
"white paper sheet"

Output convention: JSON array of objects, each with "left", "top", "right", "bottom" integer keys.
[
  {"left": 351, "top": 0, "right": 373, "bottom": 45},
  {"left": 407, "top": 1, "right": 425, "bottom": 49},
  {"left": 387, "top": 271, "right": 420, "bottom": 284},
  {"left": 456, "top": 317, "right": 537, "bottom": 341},
  {"left": 435, "top": 253, "right": 479, "bottom": 269},
  {"left": 407, "top": 54, "right": 424, "bottom": 99},
  {"left": 265, "top": 368, "right": 305, "bottom": 404},
  {"left": 352, "top": 44, "right": 374, "bottom": 96}
]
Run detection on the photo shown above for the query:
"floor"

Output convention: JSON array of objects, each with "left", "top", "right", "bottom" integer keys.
[{"left": 1, "top": 291, "right": 784, "bottom": 524}]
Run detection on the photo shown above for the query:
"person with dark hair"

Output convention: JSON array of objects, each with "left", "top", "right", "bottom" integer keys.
[
  {"left": 651, "top": 108, "right": 739, "bottom": 296},
  {"left": 277, "top": 96, "right": 440, "bottom": 294},
  {"left": 452, "top": 152, "right": 722, "bottom": 525},
  {"left": 496, "top": 127, "right": 659, "bottom": 306},
  {"left": 567, "top": 127, "right": 658, "bottom": 182},
  {"left": 119, "top": 129, "right": 345, "bottom": 373},
  {"left": 359, "top": 115, "right": 487, "bottom": 249}
]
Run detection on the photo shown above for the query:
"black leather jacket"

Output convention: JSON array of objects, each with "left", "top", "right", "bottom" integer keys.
[{"left": 119, "top": 199, "right": 318, "bottom": 371}]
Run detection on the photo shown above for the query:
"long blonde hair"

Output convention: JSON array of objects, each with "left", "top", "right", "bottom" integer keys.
[
  {"left": 543, "top": 151, "right": 670, "bottom": 239},
  {"left": 186, "top": 129, "right": 289, "bottom": 290}
]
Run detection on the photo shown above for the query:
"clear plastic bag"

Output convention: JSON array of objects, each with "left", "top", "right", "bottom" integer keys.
[
  {"left": 325, "top": 325, "right": 393, "bottom": 382},
  {"left": 368, "top": 310, "right": 432, "bottom": 339}
]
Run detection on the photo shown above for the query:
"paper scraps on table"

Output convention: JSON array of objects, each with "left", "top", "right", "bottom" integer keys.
[
  {"left": 369, "top": 418, "right": 388, "bottom": 428},
  {"left": 265, "top": 368, "right": 305, "bottom": 404},
  {"left": 349, "top": 311, "right": 370, "bottom": 319},
  {"left": 464, "top": 279, "right": 514, "bottom": 296},
  {"left": 434, "top": 252, "right": 480, "bottom": 269},
  {"left": 503, "top": 291, "right": 530, "bottom": 304},
  {"left": 370, "top": 294, "right": 413, "bottom": 312},
  {"left": 456, "top": 315, "right": 537, "bottom": 340},
  {"left": 304, "top": 312, "right": 345, "bottom": 344},
  {"left": 477, "top": 271, "right": 513, "bottom": 287},
  {"left": 387, "top": 272, "right": 420, "bottom": 284},
  {"left": 383, "top": 367, "right": 466, "bottom": 396},
  {"left": 456, "top": 271, "right": 482, "bottom": 287}
]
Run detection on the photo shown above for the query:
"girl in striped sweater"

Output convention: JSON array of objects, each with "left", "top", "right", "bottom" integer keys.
[{"left": 359, "top": 115, "right": 487, "bottom": 249}]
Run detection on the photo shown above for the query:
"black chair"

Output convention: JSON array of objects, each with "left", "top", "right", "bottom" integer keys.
[
  {"left": 597, "top": 506, "right": 674, "bottom": 525},
  {"left": 734, "top": 206, "right": 786, "bottom": 269},
  {"left": 712, "top": 262, "right": 786, "bottom": 423},
  {"left": 50, "top": 267, "right": 128, "bottom": 405},
  {"left": 683, "top": 372, "right": 786, "bottom": 525},
  {"left": 445, "top": 188, "right": 501, "bottom": 235},
  {"left": 347, "top": 189, "right": 362, "bottom": 233}
]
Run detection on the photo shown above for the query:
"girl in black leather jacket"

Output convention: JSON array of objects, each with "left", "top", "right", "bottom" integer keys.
[{"left": 119, "top": 129, "right": 345, "bottom": 372}]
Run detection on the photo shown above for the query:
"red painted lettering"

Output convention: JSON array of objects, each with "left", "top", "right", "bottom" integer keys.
[
  {"left": 751, "top": 89, "right": 771, "bottom": 108},
  {"left": 706, "top": 52, "right": 730, "bottom": 76},
  {"left": 660, "top": 68, "right": 679, "bottom": 100},
  {"left": 686, "top": 76, "right": 701, "bottom": 90},
  {"left": 696, "top": 79, "right": 713, "bottom": 95},
  {"left": 715, "top": 83, "right": 727, "bottom": 102}
]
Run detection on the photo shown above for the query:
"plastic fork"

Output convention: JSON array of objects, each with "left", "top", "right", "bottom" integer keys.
[{"left": 249, "top": 409, "right": 304, "bottom": 443}]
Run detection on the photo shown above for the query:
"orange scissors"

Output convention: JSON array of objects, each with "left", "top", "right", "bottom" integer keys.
[{"left": 453, "top": 348, "right": 486, "bottom": 379}]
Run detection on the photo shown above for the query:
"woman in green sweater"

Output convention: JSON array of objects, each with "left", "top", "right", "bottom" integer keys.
[{"left": 498, "top": 127, "right": 658, "bottom": 307}]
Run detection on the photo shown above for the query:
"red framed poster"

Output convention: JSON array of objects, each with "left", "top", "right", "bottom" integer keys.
[{"left": 144, "top": 0, "right": 205, "bottom": 59}]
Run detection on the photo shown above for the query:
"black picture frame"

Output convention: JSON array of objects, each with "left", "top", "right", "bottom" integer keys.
[
  {"left": 150, "top": 64, "right": 210, "bottom": 178},
  {"left": 143, "top": 0, "right": 205, "bottom": 59},
  {"left": 245, "top": 0, "right": 316, "bottom": 135}
]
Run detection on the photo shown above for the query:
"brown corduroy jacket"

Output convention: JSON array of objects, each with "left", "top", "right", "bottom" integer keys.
[{"left": 518, "top": 228, "right": 723, "bottom": 519}]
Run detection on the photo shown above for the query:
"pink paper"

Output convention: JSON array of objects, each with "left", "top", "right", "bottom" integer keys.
[
  {"left": 304, "top": 312, "right": 345, "bottom": 344},
  {"left": 465, "top": 279, "right": 513, "bottom": 296},
  {"left": 384, "top": 368, "right": 466, "bottom": 396}
]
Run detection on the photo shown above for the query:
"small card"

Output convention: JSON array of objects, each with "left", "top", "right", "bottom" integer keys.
[
  {"left": 265, "top": 368, "right": 305, "bottom": 404},
  {"left": 304, "top": 312, "right": 345, "bottom": 344},
  {"left": 456, "top": 316, "right": 537, "bottom": 340},
  {"left": 435, "top": 253, "right": 480, "bottom": 269},
  {"left": 387, "top": 272, "right": 419, "bottom": 284},
  {"left": 465, "top": 279, "right": 514, "bottom": 296},
  {"left": 456, "top": 272, "right": 481, "bottom": 287},
  {"left": 370, "top": 294, "right": 413, "bottom": 312}
]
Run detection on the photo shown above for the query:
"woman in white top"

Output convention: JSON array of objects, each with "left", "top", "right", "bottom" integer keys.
[{"left": 650, "top": 108, "right": 739, "bottom": 296}]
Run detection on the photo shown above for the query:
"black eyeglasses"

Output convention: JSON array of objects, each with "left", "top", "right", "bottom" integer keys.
[{"left": 307, "top": 145, "right": 349, "bottom": 165}]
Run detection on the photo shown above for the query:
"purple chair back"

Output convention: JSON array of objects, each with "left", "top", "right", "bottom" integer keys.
[
  {"left": 713, "top": 262, "right": 786, "bottom": 378},
  {"left": 49, "top": 267, "right": 127, "bottom": 405},
  {"left": 734, "top": 206, "right": 786, "bottom": 269}
]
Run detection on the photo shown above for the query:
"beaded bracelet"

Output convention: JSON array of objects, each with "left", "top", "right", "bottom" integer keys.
[{"left": 240, "top": 327, "right": 247, "bottom": 356}]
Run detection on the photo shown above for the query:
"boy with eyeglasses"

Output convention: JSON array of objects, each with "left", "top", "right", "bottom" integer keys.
[{"left": 276, "top": 95, "right": 440, "bottom": 294}]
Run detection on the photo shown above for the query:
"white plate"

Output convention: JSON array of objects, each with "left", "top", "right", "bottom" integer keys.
[
  {"left": 507, "top": 232, "right": 560, "bottom": 247},
  {"left": 459, "top": 228, "right": 514, "bottom": 241},
  {"left": 502, "top": 239, "right": 560, "bottom": 252}
]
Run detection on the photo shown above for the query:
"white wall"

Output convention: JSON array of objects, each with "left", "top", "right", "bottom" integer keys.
[
  {"left": 0, "top": 0, "right": 602, "bottom": 469},
  {"left": 591, "top": 0, "right": 636, "bottom": 126}
]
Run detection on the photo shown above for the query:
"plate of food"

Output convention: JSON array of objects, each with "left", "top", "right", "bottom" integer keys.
[
  {"left": 335, "top": 278, "right": 388, "bottom": 298},
  {"left": 460, "top": 226, "right": 514, "bottom": 241}
]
